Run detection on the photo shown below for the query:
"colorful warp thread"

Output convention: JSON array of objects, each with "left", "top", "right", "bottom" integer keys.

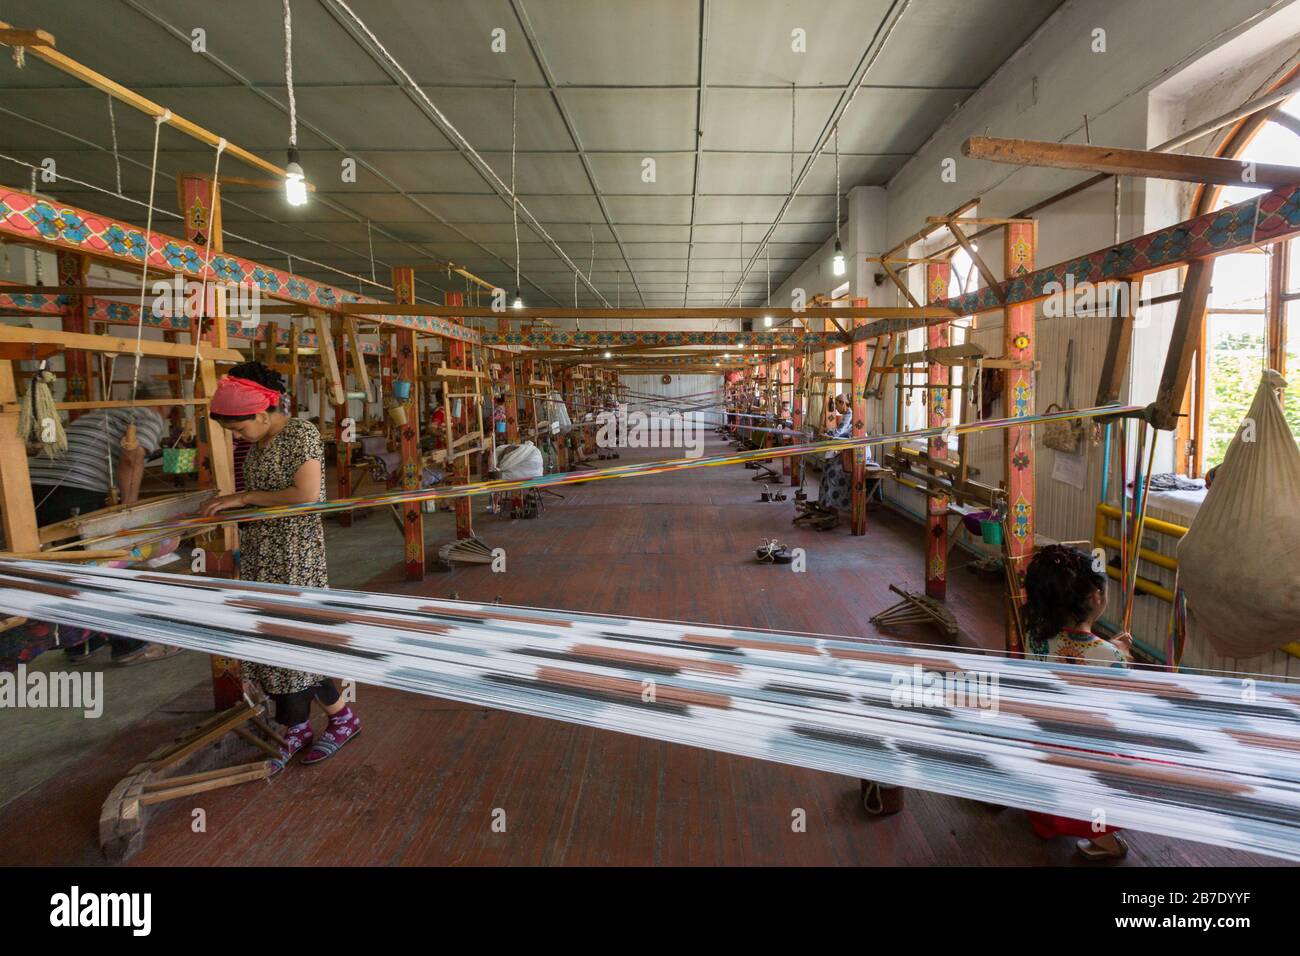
[
  {"left": 1, "top": 558, "right": 1298, "bottom": 860},
  {"left": 129, "top": 403, "right": 1143, "bottom": 537}
]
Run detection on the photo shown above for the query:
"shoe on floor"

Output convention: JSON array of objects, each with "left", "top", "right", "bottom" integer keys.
[
  {"left": 114, "top": 643, "right": 184, "bottom": 667},
  {"left": 66, "top": 637, "right": 111, "bottom": 666}
]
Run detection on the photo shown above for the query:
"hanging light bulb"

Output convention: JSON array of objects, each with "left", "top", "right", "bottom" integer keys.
[
  {"left": 512, "top": 291, "right": 524, "bottom": 309},
  {"left": 604, "top": 351, "right": 612, "bottom": 359},
  {"left": 832, "top": 239, "right": 846, "bottom": 277},
  {"left": 763, "top": 315, "right": 773, "bottom": 327},
  {"left": 284, "top": 147, "right": 308, "bottom": 207}
]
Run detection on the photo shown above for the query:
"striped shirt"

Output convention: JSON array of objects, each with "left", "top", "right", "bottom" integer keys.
[{"left": 28, "top": 408, "right": 165, "bottom": 493}]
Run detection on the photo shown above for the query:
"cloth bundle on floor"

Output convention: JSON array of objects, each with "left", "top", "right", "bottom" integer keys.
[
  {"left": 1178, "top": 371, "right": 1300, "bottom": 659},
  {"left": 1, "top": 559, "right": 1299, "bottom": 860}
]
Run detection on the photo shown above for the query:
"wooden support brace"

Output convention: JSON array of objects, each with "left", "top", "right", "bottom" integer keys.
[{"left": 1152, "top": 258, "right": 1214, "bottom": 431}]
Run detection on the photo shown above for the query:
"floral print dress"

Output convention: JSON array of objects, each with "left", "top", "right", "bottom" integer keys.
[
  {"left": 817, "top": 410, "right": 854, "bottom": 512},
  {"left": 239, "top": 418, "right": 329, "bottom": 695},
  {"left": 1025, "top": 628, "right": 1128, "bottom": 668}
]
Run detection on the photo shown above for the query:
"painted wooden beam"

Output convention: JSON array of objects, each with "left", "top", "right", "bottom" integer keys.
[
  {"left": 1003, "top": 221, "right": 1037, "bottom": 655},
  {"left": 925, "top": 262, "right": 952, "bottom": 600},
  {"left": 481, "top": 330, "right": 834, "bottom": 348},
  {"left": 265, "top": 303, "right": 951, "bottom": 322},
  {"left": 0, "top": 185, "right": 476, "bottom": 344},
  {"left": 392, "top": 267, "right": 424, "bottom": 581},
  {"left": 848, "top": 182, "right": 1300, "bottom": 345},
  {"left": 963, "top": 135, "right": 1300, "bottom": 189}
]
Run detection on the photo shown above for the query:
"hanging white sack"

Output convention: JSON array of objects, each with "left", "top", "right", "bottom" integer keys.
[
  {"left": 1177, "top": 370, "right": 1300, "bottom": 659},
  {"left": 496, "top": 441, "right": 544, "bottom": 481}
]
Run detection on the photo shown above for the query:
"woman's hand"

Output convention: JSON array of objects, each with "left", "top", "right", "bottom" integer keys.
[
  {"left": 1111, "top": 631, "right": 1134, "bottom": 658},
  {"left": 199, "top": 493, "right": 248, "bottom": 518}
]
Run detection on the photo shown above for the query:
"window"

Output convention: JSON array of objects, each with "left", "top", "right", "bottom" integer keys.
[{"left": 1196, "top": 90, "right": 1300, "bottom": 471}]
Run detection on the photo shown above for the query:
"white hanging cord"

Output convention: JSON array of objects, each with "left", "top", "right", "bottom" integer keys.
[
  {"left": 366, "top": 219, "right": 376, "bottom": 283},
  {"left": 834, "top": 124, "right": 841, "bottom": 247},
  {"left": 106, "top": 94, "right": 123, "bottom": 197},
  {"left": 766, "top": 244, "right": 771, "bottom": 307},
  {"left": 283, "top": 0, "right": 298, "bottom": 149},
  {"left": 129, "top": 111, "right": 170, "bottom": 405},
  {"left": 511, "top": 81, "right": 521, "bottom": 299},
  {"left": 738, "top": 221, "right": 744, "bottom": 307},
  {"left": 790, "top": 83, "right": 796, "bottom": 191},
  {"left": 188, "top": 137, "right": 227, "bottom": 390}
]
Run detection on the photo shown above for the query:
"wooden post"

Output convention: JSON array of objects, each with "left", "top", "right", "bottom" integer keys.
[
  {"left": 288, "top": 318, "right": 300, "bottom": 416},
  {"left": 198, "top": 356, "right": 240, "bottom": 708},
  {"left": 331, "top": 314, "right": 352, "bottom": 529},
  {"left": 1003, "top": 221, "right": 1037, "bottom": 654},
  {"left": 379, "top": 328, "right": 394, "bottom": 467},
  {"left": 925, "top": 263, "right": 952, "bottom": 600},
  {"left": 0, "top": 360, "right": 40, "bottom": 553},
  {"left": 178, "top": 173, "right": 241, "bottom": 707},
  {"left": 790, "top": 354, "right": 804, "bottom": 487},
  {"left": 392, "top": 268, "right": 423, "bottom": 579},
  {"left": 779, "top": 358, "right": 792, "bottom": 478},
  {"left": 850, "top": 299, "right": 870, "bottom": 535},
  {"left": 446, "top": 292, "right": 473, "bottom": 540},
  {"left": 55, "top": 252, "right": 91, "bottom": 415}
]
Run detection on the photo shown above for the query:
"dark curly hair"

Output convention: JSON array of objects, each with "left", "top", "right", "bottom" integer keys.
[
  {"left": 211, "top": 360, "right": 286, "bottom": 423},
  {"left": 1022, "top": 544, "right": 1106, "bottom": 640}
]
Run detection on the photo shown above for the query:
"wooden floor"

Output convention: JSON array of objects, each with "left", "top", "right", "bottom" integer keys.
[{"left": 0, "top": 435, "right": 1280, "bottom": 866}]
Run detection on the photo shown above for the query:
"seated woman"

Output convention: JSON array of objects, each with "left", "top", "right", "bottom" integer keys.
[
  {"left": 1021, "top": 544, "right": 1134, "bottom": 860},
  {"left": 201, "top": 361, "right": 362, "bottom": 771},
  {"left": 815, "top": 394, "right": 854, "bottom": 514}
]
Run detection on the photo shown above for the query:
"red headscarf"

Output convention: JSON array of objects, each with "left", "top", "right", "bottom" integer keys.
[{"left": 210, "top": 375, "right": 282, "bottom": 416}]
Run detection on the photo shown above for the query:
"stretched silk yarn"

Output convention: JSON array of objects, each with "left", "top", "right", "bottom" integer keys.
[
  {"left": 1178, "top": 371, "right": 1300, "bottom": 658},
  {"left": 1, "top": 559, "right": 1299, "bottom": 860}
]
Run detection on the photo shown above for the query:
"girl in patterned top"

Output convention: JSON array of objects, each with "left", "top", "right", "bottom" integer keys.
[
  {"left": 1020, "top": 544, "right": 1133, "bottom": 860},
  {"left": 202, "top": 362, "right": 362, "bottom": 772}
]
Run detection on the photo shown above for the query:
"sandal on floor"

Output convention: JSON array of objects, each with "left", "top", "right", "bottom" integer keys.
[
  {"left": 268, "top": 723, "right": 314, "bottom": 777},
  {"left": 1076, "top": 834, "right": 1129, "bottom": 860},
  {"left": 114, "top": 643, "right": 184, "bottom": 667},
  {"left": 301, "top": 719, "right": 361, "bottom": 766},
  {"left": 755, "top": 540, "right": 794, "bottom": 564}
]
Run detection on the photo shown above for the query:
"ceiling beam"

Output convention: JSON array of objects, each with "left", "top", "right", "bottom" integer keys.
[{"left": 963, "top": 136, "right": 1300, "bottom": 188}]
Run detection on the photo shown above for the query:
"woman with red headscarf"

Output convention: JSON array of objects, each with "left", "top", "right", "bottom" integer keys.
[{"left": 201, "top": 361, "right": 361, "bottom": 771}]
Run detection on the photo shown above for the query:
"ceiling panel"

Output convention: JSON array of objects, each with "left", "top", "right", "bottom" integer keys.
[
  {"left": 0, "top": 0, "right": 1066, "bottom": 310},
  {"left": 523, "top": 0, "right": 700, "bottom": 86}
]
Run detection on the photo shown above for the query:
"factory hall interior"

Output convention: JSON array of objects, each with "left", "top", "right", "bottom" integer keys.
[{"left": 0, "top": 0, "right": 1299, "bottom": 876}]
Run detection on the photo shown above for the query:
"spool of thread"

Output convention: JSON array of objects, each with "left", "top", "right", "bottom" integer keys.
[{"left": 120, "top": 423, "right": 139, "bottom": 451}]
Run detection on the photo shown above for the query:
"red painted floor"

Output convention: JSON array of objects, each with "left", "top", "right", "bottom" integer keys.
[{"left": 0, "top": 437, "right": 1280, "bottom": 865}]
